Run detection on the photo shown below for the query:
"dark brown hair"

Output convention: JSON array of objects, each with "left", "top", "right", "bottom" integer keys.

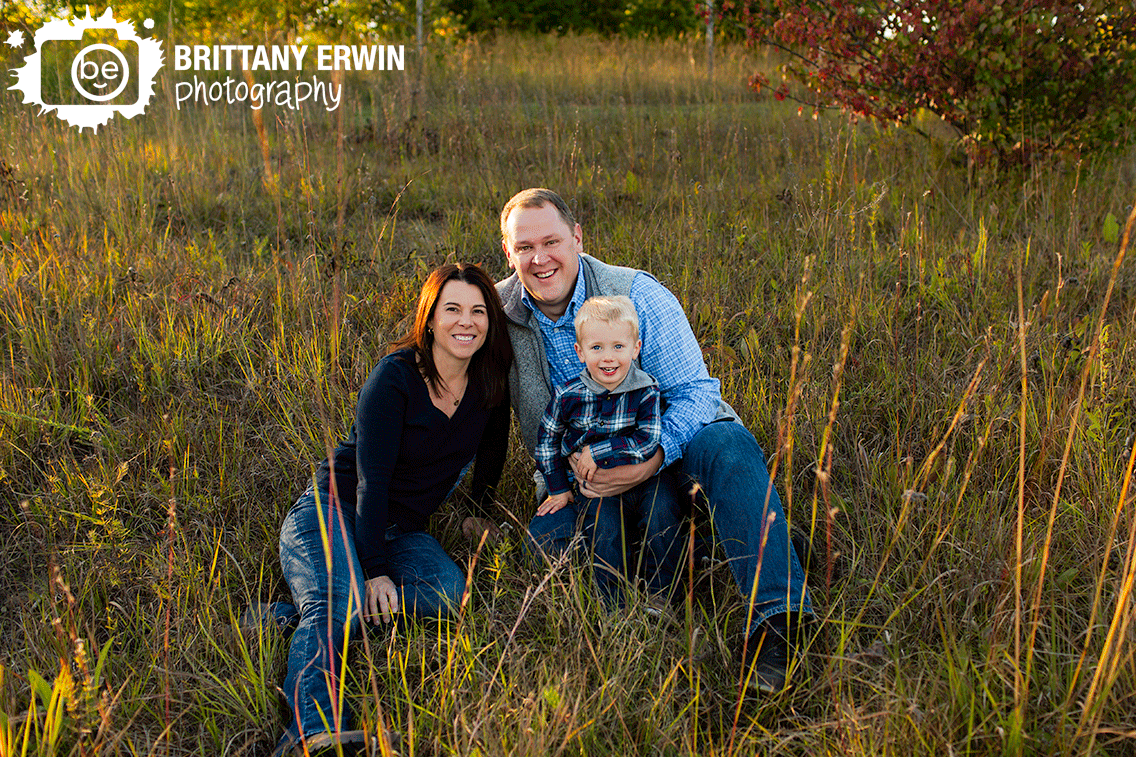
[{"left": 391, "top": 263, "right": 512, "bottom": 407}]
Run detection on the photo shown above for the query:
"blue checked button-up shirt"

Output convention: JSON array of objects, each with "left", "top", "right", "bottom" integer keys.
[
  {"left": 521, "top": 269, "right": 723, "bottom": 467},
  {"left": 535, "top": 371, "right": 662, "bottom": 496}
]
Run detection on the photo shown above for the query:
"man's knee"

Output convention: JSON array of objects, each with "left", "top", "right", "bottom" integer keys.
[
  {"left": 683, "top": 421, "right": 770, "bottom": 487},
  {"left": 688, "top": 421, "right": 764, "bottom": 463}
]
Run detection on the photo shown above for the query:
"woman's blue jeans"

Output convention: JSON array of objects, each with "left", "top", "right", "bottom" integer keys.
[
  {"left": 275, "top": 487, "right": 465, "bottom": 749},
  {"left": 528, "top": 420, "right": 812, "bottom": 636}
]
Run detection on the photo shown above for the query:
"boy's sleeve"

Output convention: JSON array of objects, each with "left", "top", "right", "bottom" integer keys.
[
  {"left": 588, "top": 386, "right": 661, "bottom": 467},
  {"left": 535, "top": 390, "right": 573, "bottom": 495}
]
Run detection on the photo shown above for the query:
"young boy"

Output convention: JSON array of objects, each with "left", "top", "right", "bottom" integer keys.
[{"left": 534, "top": 296, "right": 684, "bottom": 607}]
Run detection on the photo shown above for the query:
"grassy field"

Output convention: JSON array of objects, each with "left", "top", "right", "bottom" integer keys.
[{"left": 1, "top": 31, "right": 1135, "bottom": 756}]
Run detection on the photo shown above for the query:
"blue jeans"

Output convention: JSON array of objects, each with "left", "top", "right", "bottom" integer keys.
[
  {"left": 275, "top": 487, "right": 465, "bottom": 749},
  {"left": 580, "top": 469, "right": 683, "bottom": 606},
  {"left": 528, "top": 421, "right": 812, "bottom": 636}
]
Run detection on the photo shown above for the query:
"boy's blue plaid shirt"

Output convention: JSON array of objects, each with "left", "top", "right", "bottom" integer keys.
[{"left": 535, "top": 372, "right": 662, "bottom": 496}]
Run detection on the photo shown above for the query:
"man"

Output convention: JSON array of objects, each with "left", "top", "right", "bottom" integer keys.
[{"left": 495, "top": 187, "right": 813, "bottom": 692}]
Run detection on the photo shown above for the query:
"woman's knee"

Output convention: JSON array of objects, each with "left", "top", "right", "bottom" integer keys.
[
  {"left": 403, "top": 562, "right": 466, "bottom": 619},
  {"left": 296, "top": 594, "right": 364, "bottom": 642},
  {"left": 438, "top": 566, "right": 467, "bottom": 614},
  {"left": 639, "top": 478, "right": 683, "bottom": 528},
  {"left": 583, "top": 499, "right": 625, "bottom": 548}
]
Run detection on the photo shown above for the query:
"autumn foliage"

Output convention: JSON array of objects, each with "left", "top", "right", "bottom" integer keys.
[{"left": 743, "top": 0, "right": 1136, "bottom": 162}]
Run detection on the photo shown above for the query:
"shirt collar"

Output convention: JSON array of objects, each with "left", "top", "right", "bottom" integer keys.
[
  {"left": 520, "top": 266, "right": 588, "bottom": 328},
  {"left": 578, "top": 361, "right": 656, "bottom": 396}
]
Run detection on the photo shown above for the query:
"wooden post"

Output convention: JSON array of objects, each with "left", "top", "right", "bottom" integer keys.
[
  {"left": 412, "top": 0, "right": 425, "bottom": 119},
  {"left": 417, "top": 0, "right": 424, "bottom": 55},
  {"left": 706, "top": 0, "right": 714, "bottom": 79}
]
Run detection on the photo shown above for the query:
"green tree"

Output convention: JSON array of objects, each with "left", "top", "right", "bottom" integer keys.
[
  {"left": 443, "top": 0, "right": 623, "bottom": 35},
  {"left": 623, "top": 0, "right": 698, "bottom": 37},
  {"left": 1, "top": 0, "right": 42, "bottom": 35},
  {"left": 18, "top": 0, "right": 425, "bottom": 42},
  {"left": 443, "top": 0, "right": 698, "bottom": 37}
]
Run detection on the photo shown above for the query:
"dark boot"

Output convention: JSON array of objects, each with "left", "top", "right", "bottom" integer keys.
[{"left": 737, "top": 612, "right": 808, "bottom": 693}]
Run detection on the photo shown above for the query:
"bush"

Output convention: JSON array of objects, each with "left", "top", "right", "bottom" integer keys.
[{"left": 743, "top": 0, "right": 1136, "bottom": 163}]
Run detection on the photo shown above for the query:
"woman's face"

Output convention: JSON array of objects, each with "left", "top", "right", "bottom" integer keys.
[{"left": 429, "top": 280, "right": 489, "bottom": 363}]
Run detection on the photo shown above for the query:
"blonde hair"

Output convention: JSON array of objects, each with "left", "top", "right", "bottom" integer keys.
[{"left": 574, "top": 296, "right": 639, "bottom": 342}]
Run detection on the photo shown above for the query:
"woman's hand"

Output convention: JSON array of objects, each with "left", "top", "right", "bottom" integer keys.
[
  {"left": 365, "top": 575, "right": 399, "bottom": 625},
  {"left": 462, "top": 516, "right": 503, "bottom": 545}
]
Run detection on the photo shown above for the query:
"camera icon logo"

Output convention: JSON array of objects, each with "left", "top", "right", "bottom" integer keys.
[{"left": 9, "top": 8, "right": 163, "bottom": 131}]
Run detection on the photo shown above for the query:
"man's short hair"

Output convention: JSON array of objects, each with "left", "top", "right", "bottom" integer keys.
[
  {"left": 574, "top": 296, "right": 639, "bottom": 342},
  {"left": 499, "top": 188, "right": 577, "bottom": 242}
]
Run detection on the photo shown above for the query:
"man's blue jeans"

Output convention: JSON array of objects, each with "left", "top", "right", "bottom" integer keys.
[
  {"left": 275, "top": 487, "right": 465, "bottom": 749},
  {"left": 528, "top": 420, "right": 812, "bottom": 636}
]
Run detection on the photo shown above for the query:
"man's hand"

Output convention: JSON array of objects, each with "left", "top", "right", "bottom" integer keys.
[
  {"left": 536, "top": 490, "right": 572, "bottom": 517},
  {"left": 461, "top": 516, "right": 503, "bottom": 545},
  {"left": 365, "top": 575, "right": 399, "bottom": 625},
  {"left": 576, "top": 445, "right": 598, "bottom": 482},
  {"left": 571, "top": 448, "right": 664, "bottom": 498}
]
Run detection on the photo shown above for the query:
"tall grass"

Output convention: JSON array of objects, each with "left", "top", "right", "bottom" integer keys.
[{"left": 1, "top": 31, "right": 1134, "bottom": 755}]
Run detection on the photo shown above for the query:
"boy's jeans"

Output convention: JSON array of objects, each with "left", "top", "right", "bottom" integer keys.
[{"left": 579, "top": 468, "right": 684, "bottom": 606}]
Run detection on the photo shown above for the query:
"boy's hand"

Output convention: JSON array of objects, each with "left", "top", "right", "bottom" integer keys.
[
  {"left": 537, "top": 490, "right": 572, "bottom": 517},
  {"left": 576, "top": 445, "right": 598, "bottom": 481},
  {"left": 571, "top": 449, "right": 664, "bottom": 498}
]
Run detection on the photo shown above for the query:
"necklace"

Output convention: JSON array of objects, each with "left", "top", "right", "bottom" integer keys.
[
  {"left": 437, "top": 376, "right": 467, "bottom": 407},
  {"left": 418, "top": 352, "right": 468, "bottom": 409}
]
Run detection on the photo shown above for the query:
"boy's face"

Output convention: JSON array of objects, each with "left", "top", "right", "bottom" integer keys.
[{"left": 574, "top": 319, "right": 641, "bottom": 391}]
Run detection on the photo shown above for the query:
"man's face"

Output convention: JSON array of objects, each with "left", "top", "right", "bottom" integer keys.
[{"left": 502, "top": 202, "right": 582, "bottom": 320}]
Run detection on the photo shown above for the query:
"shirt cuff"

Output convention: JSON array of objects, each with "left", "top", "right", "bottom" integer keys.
[
  {"left": 545, "top": 469, "right": 572, "bottom": 495},
  {"left": 362, "top": 560, "right": 387, "bottom": 581}
]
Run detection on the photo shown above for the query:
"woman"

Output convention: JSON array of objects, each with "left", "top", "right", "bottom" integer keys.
[{"left": 274, "top": 263, "right": 512, "bottom": 755}]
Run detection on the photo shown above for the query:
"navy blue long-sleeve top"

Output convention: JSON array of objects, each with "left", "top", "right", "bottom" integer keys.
[{"left": 313, "top": 348, "right": 509, "bottom": 579}]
